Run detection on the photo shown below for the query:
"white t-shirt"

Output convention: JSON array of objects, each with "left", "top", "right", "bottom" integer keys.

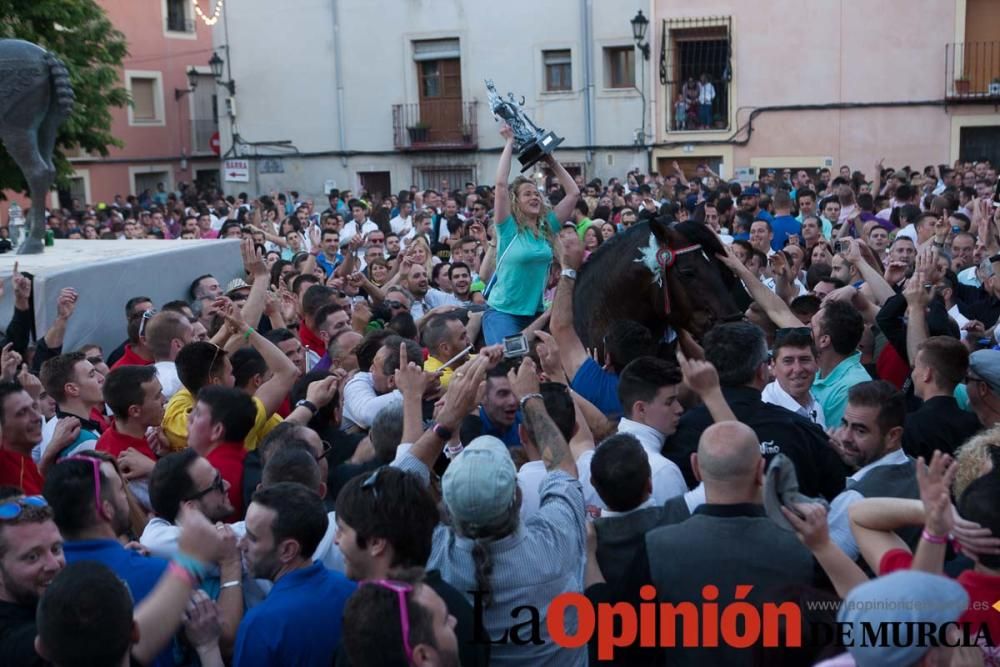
[{"left": 154, "top": 361, "right": 182, "bottom": 400}]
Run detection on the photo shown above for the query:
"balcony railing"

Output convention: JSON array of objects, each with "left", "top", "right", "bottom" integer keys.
[
  {"left": 946, "top": 41, "right": 1000, "bottom": 99},
  {"left": 192, "top": 118, "right": 219, "bottom": 154},
  {"left": 392, "top": 100, "right": 478, "bottom": 150}
]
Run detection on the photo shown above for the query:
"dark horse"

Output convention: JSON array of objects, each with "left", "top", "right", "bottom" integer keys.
[
  {"left": 573, "top": 218, "right": 742, "bottom": 348},
  {"left": 0, "top": 40, "right": 75, "bottom": 254}
]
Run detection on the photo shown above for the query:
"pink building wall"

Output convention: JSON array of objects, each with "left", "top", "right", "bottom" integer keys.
[
  {"left": 67, "top": 0, "right": 219, "bottom": 204},
  {"left": 652, "top": 0, "right": 996, "bottom": 173}
]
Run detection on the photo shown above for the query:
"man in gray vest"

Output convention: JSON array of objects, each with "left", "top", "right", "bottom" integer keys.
[
  {"left": 615, "top": 421, "right": 816, "bottom": 666},
  {"left": 826, "top": 380, "right": 918, "bottom": 561}
]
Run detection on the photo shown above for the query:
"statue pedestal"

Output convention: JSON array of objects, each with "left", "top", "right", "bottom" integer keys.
[
  {"left": 0, "top": 239, "right": 244, "bottom": 354},
  {"left": 517, "top": 131, "right": 564, "bottom": 173}
]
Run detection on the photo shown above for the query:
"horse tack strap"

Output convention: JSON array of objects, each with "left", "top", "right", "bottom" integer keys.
[{"left": 658, "top": 244, "right": 701, "bottom": 315}]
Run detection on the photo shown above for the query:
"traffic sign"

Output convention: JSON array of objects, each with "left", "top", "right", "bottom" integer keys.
[
  {"left": 223, "top": 159, "right": 249, "bottom": 183},
  {"left": 210, "top": 131, "right": 221, "bottom": 156}
]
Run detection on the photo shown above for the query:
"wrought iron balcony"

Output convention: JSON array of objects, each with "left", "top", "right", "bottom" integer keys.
[
  {"left": 392, "top": 100, "right": 478, "bottom": 150},
  {"left": 946, "top": 41, "right": 1000, "bottom": 100}
]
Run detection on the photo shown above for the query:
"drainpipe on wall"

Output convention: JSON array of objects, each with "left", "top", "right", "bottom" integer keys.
[
  {"left": 581, "top": 0, "right": 595, "bottom": 169},
  {"left": 332, "top": 0, "right": 348, "bottom": 168}
]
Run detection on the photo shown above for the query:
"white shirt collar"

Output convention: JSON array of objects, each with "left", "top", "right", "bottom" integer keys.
[
  {"left": 762, "top": 381, "right": 819, "bottom": 419},
  {"left": 848, "top": 447, "right": 909, "bottom": 483},
  {"left": 617, "top": 417, "right": 666, "bottom": 454},
  {"left": 601, "top": 497, "right": 657, "bottom": 518}
]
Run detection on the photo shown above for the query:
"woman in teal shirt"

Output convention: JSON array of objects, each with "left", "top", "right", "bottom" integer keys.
[{"left": 482, "top": 123, "right": 580, "bottom": 345}]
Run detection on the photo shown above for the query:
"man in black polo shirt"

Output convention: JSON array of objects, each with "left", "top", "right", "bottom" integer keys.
[
  {"left": 665, "top": 321, "right": 847, "bottom": 500},
  {"left": 904, "top": 336, "right": 981, "bottom": 460}
]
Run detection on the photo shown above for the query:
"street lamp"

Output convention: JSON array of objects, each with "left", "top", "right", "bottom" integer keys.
[
  {"left": 209, "top": 52, "right": 235, "bottom": 94},
  {"left": 174, "top": 66, "right": 199, "bottom": 100},
  {"left": 630, "top": 10, "right": 651, "bottom": 172},
  {"left": 631, "top": 10, "right": 650, "bottom": 60}
]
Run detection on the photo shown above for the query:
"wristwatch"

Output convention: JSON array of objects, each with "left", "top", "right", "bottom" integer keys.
[
  {"left": 561, "top": 268, "right": 578, "bottom": 281},
  {"left": 989, "top": 253, "right": 1000, "bottom": 264},
  {"left": 295, "top": 399, "right": 318, "bottom": 415},
  {"left": 431, "top": 422, "right": 453, "bottom": 441}
]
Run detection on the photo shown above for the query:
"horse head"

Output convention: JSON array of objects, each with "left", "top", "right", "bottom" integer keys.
[
  {"left": 573, "top": 218, "right": 742, "bottom": 349},
  {"left": 646, "top": 217, "right": 742, "bottom": 339}
]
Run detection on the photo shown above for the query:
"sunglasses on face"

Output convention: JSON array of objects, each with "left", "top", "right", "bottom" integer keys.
[{"left": 184, "top": 473, "right": 225, "bottom": 501}]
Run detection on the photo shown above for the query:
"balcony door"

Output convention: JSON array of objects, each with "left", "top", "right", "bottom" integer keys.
[{"left": 415, "top": 39, "right": 462, "bottom": 144}]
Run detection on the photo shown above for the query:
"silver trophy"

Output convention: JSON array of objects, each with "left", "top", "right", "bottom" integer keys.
[{"left": 486, "top": 79, "right": 564, "bottom": 173}]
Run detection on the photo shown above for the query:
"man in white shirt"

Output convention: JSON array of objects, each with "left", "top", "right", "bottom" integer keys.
[
  {"left": 340, "top": 199, "right": 378, "bottom": 246},
  {"left": 389, "top": 200, "right": 413, "bottom": 237},
  {"left": 576, "top": 357, "right": 688, "bottom": 517},
  {"left": 762, "top": 328, "right": 826, "bottom": 428},
  {"left": 826, "top": 381, "right": 917, "bottom": 561},
  {"left": 697, "top": 73, "right": 716, "bottom": 128},
  {"left": 401, "top": 263, "right": 460, "bottom": 320},
  {"left": 145, "top": 311, "right": 194, "bottom": 400},
  {"left": 342, "top": 336, "right": 418, "bottom": 430}
]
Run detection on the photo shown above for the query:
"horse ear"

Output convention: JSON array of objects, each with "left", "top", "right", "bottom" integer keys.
[{"left": 649, "top": 216, "right": 672, "bottom": 246}]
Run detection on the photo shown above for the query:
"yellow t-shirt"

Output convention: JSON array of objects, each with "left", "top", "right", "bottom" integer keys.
[
  {"left": 423, "top": 354, "right": 477, "bottom": 389},
  {"left": 162, "top": 388, "right": 277, "bottom": 452}
]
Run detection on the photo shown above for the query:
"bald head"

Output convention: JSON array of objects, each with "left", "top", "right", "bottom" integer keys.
[{"left": 694, "top": 422, "right": 763, "bottom": 501}]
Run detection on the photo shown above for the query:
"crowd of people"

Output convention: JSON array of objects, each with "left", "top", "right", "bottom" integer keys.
[{"left": 1, "top": 120, "right": 1000, "bottom": 666}]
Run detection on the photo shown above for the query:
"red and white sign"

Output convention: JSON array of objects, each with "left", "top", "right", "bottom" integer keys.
[
  {"left": 223, "top": 159, "right": 249, "bottom": 183},
  {"left": 209, "top": 131, "right": 221, "bottom": 156}
]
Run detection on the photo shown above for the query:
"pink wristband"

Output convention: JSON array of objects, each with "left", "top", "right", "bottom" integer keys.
[
  {"left": 921, "top": 529, "right": 948, "bottom": 544},
  {"left": 168, "top": 561, "right": 197, "bottom": 586}
]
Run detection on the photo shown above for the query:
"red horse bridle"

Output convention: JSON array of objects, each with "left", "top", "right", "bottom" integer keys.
[{"left": 657, "top": 243, "right": 702, "bottom": 315}]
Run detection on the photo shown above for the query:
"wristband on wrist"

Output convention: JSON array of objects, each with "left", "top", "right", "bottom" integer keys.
[
  {"left": 921, "top": 528, "right": 948, "bottom": 544},
  {"left": 173, "top": 553, "right": 209, "bottom": 584},
  {"left": 220, "top": 580, "right": 242, "bottom": 589},
  {"left": 243, "top": 326, "right": 255, "bottom": 341},
  {"left": 168, "top": 561, "right": 198, "bottom": 587}
]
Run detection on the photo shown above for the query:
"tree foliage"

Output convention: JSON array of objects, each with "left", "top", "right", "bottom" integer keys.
[{"left": 0, "top": 0, "right": 128, "bottom": 192}]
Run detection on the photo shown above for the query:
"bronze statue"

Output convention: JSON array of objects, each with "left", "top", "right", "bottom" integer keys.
[
  {"left": 485, "top": 79, "right": 563, "bottom": 172},
  {"left": 0, "top": 40, "right": 74, "bottom": 254}
]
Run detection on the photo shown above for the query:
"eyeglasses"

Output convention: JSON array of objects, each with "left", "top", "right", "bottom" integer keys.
[
  {"left": 361, "top": 467, "right": 383, "bottom": 500},
  {"left": 208, "top": 344, "right": 223, "bottom": 374},
  {"left": 359, "top": 579, "right": 414, "bottom": 663},
  {"left": 385, "top": 300, "right": 407, "bottom": 310},
  {"left": 184, "top": 473, "right": 225, "bottom": 501},
  {"left": 65, "top": 456, "right": 110, "bottom": 521},
  {"left": 138, "top": 309, "right": 157, "bottom": 338},
  {"left": 315, "top": 440, "right": 332, "bottom": 462},
  {"left": 0, "top": 495, "right": 47, "bottom": 520},
  {"left": 369, "top": 238, "right": 385, "bottom": 245}
]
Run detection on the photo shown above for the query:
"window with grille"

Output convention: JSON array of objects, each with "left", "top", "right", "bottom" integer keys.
[
  {"left": 415, "top": 166, "right": 476, "bottom": 192},
  {"left": 166, "top": 0, "right": 192, "bottom": 32},
  {"left": 543, "top": 50, "right": 572, "bottom": 92},
  {"left": 604, "top": 46, "right": 635, "bottom": 89},
  {"left": 660, "top": 17, "right": 732, "bottom": 132},
  {"left": 130, "top": 77, "right": 158, "bottom": 122}
]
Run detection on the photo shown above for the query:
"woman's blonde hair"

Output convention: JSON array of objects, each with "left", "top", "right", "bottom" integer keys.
[
  {"left": 404, "top": 234, "right": 435, "bottom": 275},
  {"left": 952, "top": 424, "right": 1000, "bottom": 499},
  {"left": 509, "top": 176, "right": 553, "bottom": 240}
]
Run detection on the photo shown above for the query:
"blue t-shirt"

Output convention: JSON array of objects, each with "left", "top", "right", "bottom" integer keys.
[
  {"left": 477, "top": 405, "right": 522, "bottom": 448},
  {"left": 64, "top": 540, "right": 172, "bottom": 667},
  {"left": 571, "top": 357, "right": 622, "bottom": 419},
  {"left": 487, "top": 212, "right": 560, "bottom": 317},
  {"left": 770, "top": 214, "right": 802, "bottom": 250},
  {"left": 234, "top": 561, "right": 355, "bottom": 667}
]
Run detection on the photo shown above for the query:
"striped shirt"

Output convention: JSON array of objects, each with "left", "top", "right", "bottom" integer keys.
[{"left": 394, "top": 452, "right": 587, "bottom": 666}]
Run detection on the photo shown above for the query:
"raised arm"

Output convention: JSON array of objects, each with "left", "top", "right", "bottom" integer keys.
[
  {"left": 548, "top": 156, "right": 582, "bottom": 224},
  {"left": 549, "top": 229, "right": 590, "bottom": 379},
  {"left": 716, "top": 245, "right": 800, "bottom": 328},
  {"left": 783, "top": 503, "right": 867, "bottom": 599},
  {"left": 848, "top": 497, "right": 924, "bottom": 573},
  {"left": 222, "top": 309, "right": 299, "bottom": 416},
  {"left": 239, "top": 240, "right": 270, "bottom": 333},
  {"left": 912, "top": 452, "right": 957, "bottom": 574},
  {"left": 903, "top": 271, "right": 930, "bottom": 366},
  {"left": 494, "top": 124, "right": 514, "bottom": 224},
  {"left": 845, "top": 239, "right": 894, "bottom": 305},
  {"left": 508, "top": 357, "right": 577, "bottom": 477},
  {"left": 677, "top": 351, "right": 736, "bottom": 423}
]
